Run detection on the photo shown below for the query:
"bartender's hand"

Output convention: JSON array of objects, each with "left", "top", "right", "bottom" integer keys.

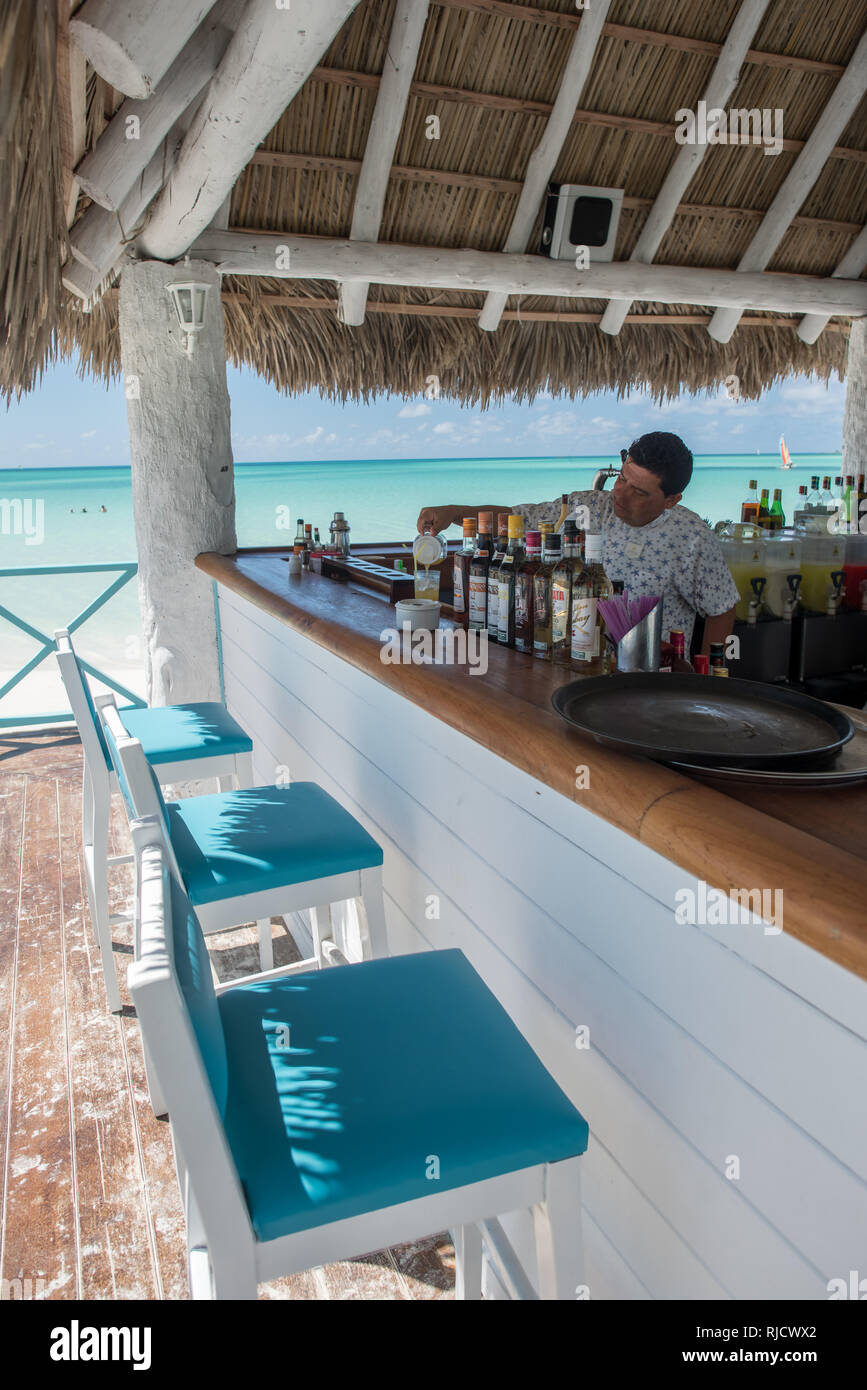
[{"left": 416, "top": 504, "right": 458, "bottom": 534}]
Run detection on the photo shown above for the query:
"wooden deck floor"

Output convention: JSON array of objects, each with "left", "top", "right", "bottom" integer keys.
[{"left": 0, "top": 731, "right": 455, "bottom": 1301}]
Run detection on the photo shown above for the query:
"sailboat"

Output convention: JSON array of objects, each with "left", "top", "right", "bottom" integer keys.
[{"left": 779, "top": 434, "right": 794, "bottom": 468}]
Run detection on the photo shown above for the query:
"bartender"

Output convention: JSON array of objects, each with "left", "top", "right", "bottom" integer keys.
[{"left": 416, "top": 431, "right": 738, "bottom": 656}]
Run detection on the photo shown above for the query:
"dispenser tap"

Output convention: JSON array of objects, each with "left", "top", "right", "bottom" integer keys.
[
  {"left": 747, "top": 575, "right": 766, "bottom": 626},
  {"left": 783, "top": 573, "right": 802, "bottom": 622},
  {"left": 826, "top": 570, "right": 846, "bottom": 617}
]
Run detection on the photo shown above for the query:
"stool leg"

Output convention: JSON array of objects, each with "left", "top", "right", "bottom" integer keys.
[
  {"left": 310, "top": 903, "right": 332, "bottom": 968},
  {"left": 532, "top": 1157, "right": 585, "bottom": 1300},
  {"left": 235, "top": 751, "right": 255, "bottom": 790},
  {"left": 256, "top": 918, "right": 274, "bottom": 972},
  {"left": 454, "top": 1224, "right": 483, "bottom": 1300},
  {"left": 89, "top": 783, "right": 122, "bottom": 1013},
  {"left": 358, "top": 866, "right": 388, "bottom": 960}
]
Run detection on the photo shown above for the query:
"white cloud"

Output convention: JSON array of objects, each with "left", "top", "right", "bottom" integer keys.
[
  {"left": 398, "top": 401, "right": 432, "bottom": 419},
  {"left": 526, "top": 410, "right": 580, "bottom": 439},
  {"left": 302, "top": 426, "right": 325, "bottom": 444},
  {"left": 80, "top": 429, "right": 98, "bottom": 438},
  {"left": 433, "top": 422, "right": 456, "bottom": 435}
]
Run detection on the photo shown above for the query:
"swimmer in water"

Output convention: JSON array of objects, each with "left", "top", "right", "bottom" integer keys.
[
  {"left": 81, "top": 507, "right": 87, "bottom": 513},
  {"left": 100, "top": 505, "right": 107, "bottom": 512}
]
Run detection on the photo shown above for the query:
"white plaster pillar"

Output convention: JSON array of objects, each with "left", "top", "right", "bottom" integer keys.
[
  {"left": 842, "top": 316, "right": 866, "bottom": 483},
  {"left": 118, "top": 258, "right": 236, "bottom": 706}
]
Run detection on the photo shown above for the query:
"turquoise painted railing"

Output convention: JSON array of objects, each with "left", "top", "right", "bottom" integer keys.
[{"left": 0, "top": 563, "right": 146, "bottom": 728}]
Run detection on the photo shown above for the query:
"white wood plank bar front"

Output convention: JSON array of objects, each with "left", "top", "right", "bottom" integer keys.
[{"left": 213, "top": 581, "right": 867, "bottom": 1300}]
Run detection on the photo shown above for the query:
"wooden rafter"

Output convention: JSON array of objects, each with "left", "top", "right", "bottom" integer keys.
[
  {"left": 338, "top": 0, "right": 430, "bottom": 328},
  {"left": 70, "top": 0, "right": 219, "bottom": 99},
  {"left": 74, "top": 0, "right": 242, "bottom": 212},
  {"left": 708, "top": 27, "right": 867, "bottom": 342},
  {"left": 189, "top": 229, "right": 867, "bottom": 320},
  {"left": 56, "top": 1, "right": 87, "bottom": 227},
  {"left": 798, "top": 225, "right": 867, "bottom": 343},
  {"left": 138, "top": 0, "right": 363, "bottom": 262},
  {"left": 478, "top": 0, "right": 614, "bottom": 332},
  {"left": 599, "top": 0, "right": 772, "bottom": 338}
]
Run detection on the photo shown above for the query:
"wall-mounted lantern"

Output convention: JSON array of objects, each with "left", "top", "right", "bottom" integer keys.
[{"left": 167, "top": 259, "right": 210, "bottom": 356}]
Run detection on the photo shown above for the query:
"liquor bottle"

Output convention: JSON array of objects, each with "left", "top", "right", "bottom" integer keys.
[
  {"left": 806, "top": 476, "right": 822, "bottom": 509},
  {"left": 487, "top": 523, "right": 508, "bottom": 641},
  {"left": 304, "top": 522, "right": 313, "bottom": 550},
  {"left": 554, "top": 494, "right": 570, "bottom": 532},
  {"left": 708, "top": 641, "right": 726, "bottom": 672},
  {"left": 820, "top": 477, "right": 835, "bottom": 512},
  {"left": 757, "top": 488, "right": 771, "bottom": 528},
  {"left": 552, "top": 522, "right": 582, "bottom": 665},
  {"left": 843, "top": 476, "right": 856, "bottom": 528},
  {"left": 740, "top": 479, "right": 760, "bottom": 525},
  {"left": 468, "top": 512, "right": 493, "bottom": 631},
  {"left": 452, "top": 517, "right": 477, "bottom": 625},
  {"left": 294, "top": 518, "right": 306, "bottom": 545},
  {"left": 497, "top": 515, "right": 525, "bottom": 647},
  {"left": 769, "top": 488, "right": 785, "bottom": 531},
  {"left": 570, "top": 534, "right": 613, "bottom": 673},
  {"left": 514, "top": 532, "right": 542, "bottom": 653},
  {"left": 532, "top": 532, "right": 561, "bottom": 661},
  {"left": 669, "top": 629, "right": 693, "bottom": 673},
  {"left": 313, "top": 526, "right": 321, "bottom": 547}
]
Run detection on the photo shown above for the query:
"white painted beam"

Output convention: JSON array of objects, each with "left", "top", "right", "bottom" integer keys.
[
  {"left": 478, "top": 0, "right": 613, "bottom": 333},
  {"left": 70, "top": 0, "right": 219, "bottom": 99},
  {"left": 599, "top": 0, "right": 771, "bottom": 337},
  {"left": 798, "top": 225, "right": 867, "bottom": 343},
  {"left": 138, "top": 0, "right": 363, "bottom": 262},
  {"left": 842, "top": 317, "right": 866, "bottom": 482},
  {"left": 337, "top": 0, "right": 430, "bottom": 327},
  {"left": 188, "top": 230, "right": 867, "bottom": 319},
  {"left": 74, "top": 0, "right": 242, "bottom": 212},
  {"left": 70, "top": 124, "right": 189, "bottom": 278},
  {"left": 708, "top": 28, "right": 867, "bottom": 342}
]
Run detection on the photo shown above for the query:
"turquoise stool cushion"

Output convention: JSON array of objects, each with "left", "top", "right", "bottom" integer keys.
[
  {"left": 166, "top": 782, "right": 384, "bottom": 906},
  {"left": 218, "top": 949, "right": 589, "bottom": 1242},
  {"left": 120, "top": 702, "right": 253, "bottom": 765}
]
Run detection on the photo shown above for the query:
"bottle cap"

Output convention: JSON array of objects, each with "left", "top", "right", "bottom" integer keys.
[
  {"left": 507, "top": 514, "right": 524, "bottom": 538},
  {"left": 526, "top": 531, "right": 542, "bottom": 548},
  {"left": 749, "top": 480, "right": 757, "bottom": 488},
  {"left": 545, "top": 533, "right": 562, "bottom": 551},
  {"left": 463, "top": 517, "right": 476, "bottom": 534},
  {"left": 540, "top": 522, "right": 553, "bottom": 534},
  {"left": 478, "top": 511, "right": 493, "bottom": 532},
  {"left": 584, "top": 533, "right": 603, "bottom": 561},
  {"left": 333, "top": 511, "right": 344, "bottom": 520},
  {"left": 711, "top": 667, "right": 730, "bottom": 677}
]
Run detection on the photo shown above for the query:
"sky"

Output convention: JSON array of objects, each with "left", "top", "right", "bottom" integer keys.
[{"left": 0, "top": 359, "right": 847, "bottom": 468}]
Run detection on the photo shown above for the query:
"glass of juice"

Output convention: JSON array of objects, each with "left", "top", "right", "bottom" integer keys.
[{"left": 414, "top": 567, "right": 441, "bottom": 601}]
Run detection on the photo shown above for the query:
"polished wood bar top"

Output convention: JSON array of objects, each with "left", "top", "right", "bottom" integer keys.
[{"left": 198, "top": 549, "right": 867, "bottom": 981}]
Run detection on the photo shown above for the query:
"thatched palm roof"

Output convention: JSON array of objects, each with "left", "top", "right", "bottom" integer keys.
[{"left": 2, "top": 0, "right": 866, "bottom": 403}]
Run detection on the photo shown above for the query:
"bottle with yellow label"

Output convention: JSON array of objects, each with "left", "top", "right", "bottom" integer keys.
[{"left": 570, "top": 534, "right": 614, "bottom": 673}]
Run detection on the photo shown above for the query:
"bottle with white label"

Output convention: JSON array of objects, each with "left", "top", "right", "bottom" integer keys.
[{"left": 570, "top": 533, "right": 614, "bottom": 673}]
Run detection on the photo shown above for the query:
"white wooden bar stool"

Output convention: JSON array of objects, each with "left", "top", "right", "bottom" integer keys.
[
  {"left": 130, "top": 817, "right": 589, "bottom": 1301},
  {"left": 55, "top": 629, "right": 255, "bottom": 1012}
]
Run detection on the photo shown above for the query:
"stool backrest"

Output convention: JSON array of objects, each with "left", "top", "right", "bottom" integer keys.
[
  {"left": 98, "top": 696, "right": 184, "bottom": 882},
  {"left": 129, "top": 819, "right": 251, "bottom": 1252},
  {"left": 54, "top": 629, "right": 111, "bottom": 779}
]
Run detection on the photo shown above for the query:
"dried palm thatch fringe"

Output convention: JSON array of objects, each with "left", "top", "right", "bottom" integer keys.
[{"left": 0, "top": 0, "right": 67, "bottom": 402}]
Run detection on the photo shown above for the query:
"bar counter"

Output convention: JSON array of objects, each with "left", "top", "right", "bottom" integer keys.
[{"left": 198, "top": 547, "right": 867, "bottom": 981}]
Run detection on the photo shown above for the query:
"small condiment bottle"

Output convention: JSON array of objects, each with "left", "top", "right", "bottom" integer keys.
[{"left": 288, "top": 545, "right": 303, "bottom": 576}]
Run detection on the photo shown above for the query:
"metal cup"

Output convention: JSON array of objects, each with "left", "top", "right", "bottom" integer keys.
[{"left": 616, "top": 601, "right": 663, "bottom": 672}]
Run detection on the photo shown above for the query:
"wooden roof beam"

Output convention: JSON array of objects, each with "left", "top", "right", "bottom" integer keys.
[
  {"left": 708, "top": 28, "right": 867, "bottom": 342},
  {"left": 434, "top": 0, "right": 846, "bottom": 77},
  {"left": 70, "top": 0, "right": 219, "bottom": 99},
  {"left": 478, "top": 0, "right": 614, "bottom": 332},
  {"left": 338, "top": 0, "right": 431, "bottom": 328},
  {"left": 189, "top": 229, "right": 867, "bottom": 320},
  {"left": 56, "top": 4, "right": 88, "bottom": 227},
  {"left": 600, "top": 0, "right": 772, "bottom": 338},
  {"left": 798, "top": 225, "right": 867, "bottom": 342},
  {"left": 138, "top": 0, "right": 363, "bottom": 262},
  {"left": 74, "top": 0, "right": 243, "bottom": 212}
]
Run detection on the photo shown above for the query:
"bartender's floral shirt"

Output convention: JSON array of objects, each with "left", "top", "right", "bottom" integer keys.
[{"left": 513, "top": 489, "right": 739, "bottom": 649}]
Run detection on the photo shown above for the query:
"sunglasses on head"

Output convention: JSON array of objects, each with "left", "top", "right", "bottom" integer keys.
[{"left": 620, "top": 449, "right": 629, "bottom": 464}]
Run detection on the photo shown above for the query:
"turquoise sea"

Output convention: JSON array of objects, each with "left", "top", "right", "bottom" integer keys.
[{"left": 0, "top": 453, "right": 844, "bottom": 720}]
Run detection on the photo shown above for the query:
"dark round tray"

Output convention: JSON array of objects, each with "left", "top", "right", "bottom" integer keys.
[{"left": 550, "top": 673, "right": 855, "bottom": 768}]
